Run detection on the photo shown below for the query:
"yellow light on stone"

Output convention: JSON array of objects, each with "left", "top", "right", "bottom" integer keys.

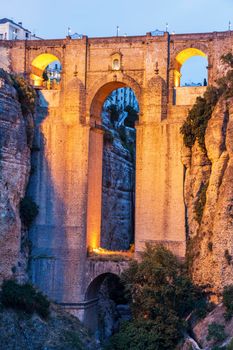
[
  {"left": 174, "top": 48, "right": 207, "bottom": 87},
  {"left": 31, "top": 53, "right": 60, "bottom": 87}
]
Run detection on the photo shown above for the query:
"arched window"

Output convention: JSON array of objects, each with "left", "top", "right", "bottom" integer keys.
[
  {"left": 30, "top": 53, "right": 62, "bottom": 89},
  {"left": 174, "top": 48, "right": 208, "bottom": 87}
]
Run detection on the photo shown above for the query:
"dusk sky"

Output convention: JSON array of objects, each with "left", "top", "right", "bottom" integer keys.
[{"left": 2, "top": 0, "right": 233, "bottom": 39}]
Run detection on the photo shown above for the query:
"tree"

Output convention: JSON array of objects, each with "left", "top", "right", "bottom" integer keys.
[
  {"left": 107, "top": 104, "right": 121, "bottom": 125},
  {"left": 105, "top": 244, "right": 206, "bottom": 350},
  {"left": 124, "top": 105, "right": 138, "bottom": 128}
]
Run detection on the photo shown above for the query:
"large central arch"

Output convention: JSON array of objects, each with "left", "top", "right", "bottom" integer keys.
[{"left": 86, "top": 75, "right": 141, "bottom": 251}]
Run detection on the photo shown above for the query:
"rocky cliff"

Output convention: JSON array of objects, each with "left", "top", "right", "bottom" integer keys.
[
  {"left": 0, "top": 303, "right": 99, "bottom": 350},
  {"left": 101, "top": 114, "right": 135, "bottom": 251},
  {"left": 0, "top": 74, "right": 32, "bottom": 283},
  {"left": 183, "top": 97, "right": 233, "bottom": 295}
]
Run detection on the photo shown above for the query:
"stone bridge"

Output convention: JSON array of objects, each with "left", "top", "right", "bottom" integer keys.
[{"left": 0, "top": 29, "right": 233, "bottom": 323}]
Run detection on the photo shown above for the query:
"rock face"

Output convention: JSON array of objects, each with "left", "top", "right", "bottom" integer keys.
[
  {"left": 0, "top": 77, "right": 31, "bottom": 283},
  {"left": 101, "top": 115, "right": 135, "bottom": 251},
  {"left": 0, "top": 304, "right": 99, "bottom": 350},
  {"left": 183, "top": 97, "right": 233, "bottom": 293},
  {"left": 192, "top": 304, "right": 233, "bottom": 349}
]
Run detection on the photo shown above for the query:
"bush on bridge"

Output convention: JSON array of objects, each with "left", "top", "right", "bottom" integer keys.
[{"left": 105, "top": 244, "right": 207, "bottom": 350}]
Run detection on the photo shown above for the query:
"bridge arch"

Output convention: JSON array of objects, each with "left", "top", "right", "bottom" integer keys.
[
  {"left": 86, "top": 74, "right": 140, "bottom": 252},
  {"left": 84, "top": 272, "right": 121, "bottom": 332},
  {"left": 173, "top": 47, "right": 208, "bottom": 87},
  {"left": 87, "top": 72, "right": 142, "bottom": 124},
  {"left": 30, "top": 52, "right": 62, "bottom": 88}
]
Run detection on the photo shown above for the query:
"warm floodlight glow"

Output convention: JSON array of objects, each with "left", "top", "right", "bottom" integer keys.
[
  {"left": 89, "top": 231, "right": 100, "bottom": 250},
  {"left": 175, "top": 48, "right": 207, "bottom": 66},
  {"left": 174, "top": 70, "right": 182, "bottom": 87},
  {"left": 32, "top": 53, "right": 59, "bottom": 71},
  {"left": 174, "top": 48, "right": 207, "bottom": 87},
  {"left": 30, "top": 53, "right": 60, "bottom": 87}
]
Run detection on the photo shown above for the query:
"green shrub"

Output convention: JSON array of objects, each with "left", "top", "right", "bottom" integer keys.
[
  {"left": 0, "top": 280, "right": 50, "bottom": 319},
  {"left": 118, "top": 126, "right": 127, "bottom": 145},
  {"left": 207, "top": 322, "right": 226, "bottom": 344},
  {"left": 11, "top": 75, "right": 36, "bottom": 116},
  {"left": 106, "top": 244, "right": 206, "bottom": 350},
  {"left": 180, "top": 87, "right": 219, "bottom": 151},
  {"left": 181, "top": 53, "right": 233, "bottom": 153},
  {"left": 107, "top": 104, "right": 120, "bottom": 125},
  {"left": 12, "top": 75, "right": 36, "bottom": 146},
  {"left": 104, "top": 318, "right": 182, "bottom": 350},
  {"left": 124, "top": 105, "right": 138, "bottom": 128},
  {"left": 227, "top": 338, "right": 233, "bottom": 349},
  {"left": 20, "top": 196, "right": 39, "bottom": 227},
  {"left": 64, "top": 330, "right": 83, "bottom": 349},
  {"left": 194, "top": 182, "right": 208, "bottom": 224},
  {"left": 223, "top": 285, "right": 233, "bottom": 320}
]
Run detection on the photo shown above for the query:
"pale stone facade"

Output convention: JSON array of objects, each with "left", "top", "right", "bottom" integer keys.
[{"left": 1, "top": 30, "right": 233, "bottom": 322}]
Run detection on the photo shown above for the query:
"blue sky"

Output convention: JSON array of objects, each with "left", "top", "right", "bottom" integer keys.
[{"left": 2, "top": 0, "right": 232, "bottom": 39}]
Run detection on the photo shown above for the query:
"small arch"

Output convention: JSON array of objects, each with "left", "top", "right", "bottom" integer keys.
[
  {"left": 85, "top": 272, "right": 119, "bottom": 300},
  {"left": 174, "top": 48, "right": 208, "bottom": 87},
  {"left": 84, "top": 272, "right": 122, "bottom": 333},
  {"left": 30, "top": 53, "right": 62, "bottom": 89}
]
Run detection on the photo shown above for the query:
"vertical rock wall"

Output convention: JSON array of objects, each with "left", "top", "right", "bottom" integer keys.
[
  {"left": 101, "top": 116, "right": 135, "bottom": 251},
  {"left": 0, "top": 77, "right": 31, "bottom": 282},
  {"left": 183, "top": 98, "right": 233, "bottom": 294}
]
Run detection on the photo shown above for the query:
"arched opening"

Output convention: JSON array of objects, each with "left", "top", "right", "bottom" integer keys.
[
  {"left": 174, "top": 48, "right": 208, "bottom": 87},
  {"left": 30, "top": 53, "right": 62, "bottom": 89},
  {"left": 84, "top": 273, "right": 130, "bottom": 340},
  {"left": 87, "top": 82, "right": 139, "bottom": 253}
]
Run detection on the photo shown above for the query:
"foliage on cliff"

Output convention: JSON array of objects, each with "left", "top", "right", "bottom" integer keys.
[
  {"left": 1, "top": 280, "right": 50, "bottom": 319},
  {"left": 0, "top": 289, "right": 99, "bottom": 350},
  {"left": 0, "top": 69, "right": 36, "bottom": 146},
  {"left": 11, "top": 75, "right": 36, "bottom": 116},
  {"left": 105, "top": 245, "right": 206, "bottom": 350},
  {"left": 181, "top": 53, "right": 233, "bottom": 152},
  {"left": 0, "top": 69, "right": 36, "bottom": 116}
]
